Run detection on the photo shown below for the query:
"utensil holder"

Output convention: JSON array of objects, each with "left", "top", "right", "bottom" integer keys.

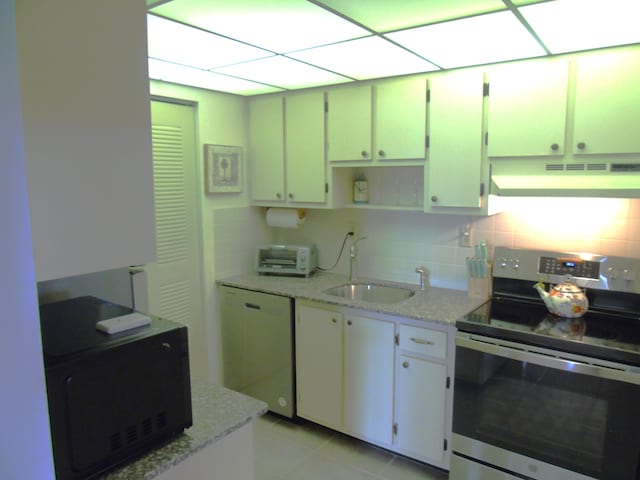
[{"left": 468, "top": 276, "right": 492, "bottom": 299}]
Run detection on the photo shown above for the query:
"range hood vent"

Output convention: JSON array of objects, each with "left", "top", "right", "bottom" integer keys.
[{"left": 491, "top": 162, "right": 640, "bottom": 197}]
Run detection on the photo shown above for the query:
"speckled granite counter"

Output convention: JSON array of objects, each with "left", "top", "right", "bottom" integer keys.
[
  {"left": 217, "top": 272, "right": 487, "bottom": 325},
  {"left": 99, "top": 381, "right": 267, "bottom": 480}
]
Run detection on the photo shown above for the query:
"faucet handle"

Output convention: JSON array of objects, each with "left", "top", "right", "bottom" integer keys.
[{"left": 415, "top": 266, "right": 429, "bottom": 290}]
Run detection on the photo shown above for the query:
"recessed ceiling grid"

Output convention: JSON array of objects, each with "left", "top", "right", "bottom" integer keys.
[{"left": 146, "top": 0, "right": 640, "bottom": 95}]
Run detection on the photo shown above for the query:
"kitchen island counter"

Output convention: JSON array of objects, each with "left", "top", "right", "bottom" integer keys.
[
  {"left": 217, "top": 272, "right": 486, "bottom": 325},
  {"left": 100, "top": 380, "right": 267, "bottom": 480}
]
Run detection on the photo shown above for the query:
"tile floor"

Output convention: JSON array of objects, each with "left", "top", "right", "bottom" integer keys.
[{"left": 253, "top": 413, "right": 449, "bottom": 480}]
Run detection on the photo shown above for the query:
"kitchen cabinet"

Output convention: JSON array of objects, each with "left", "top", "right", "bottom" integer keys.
[
  {"left": 426, "top": 69, "right": 485, "bottom": 211},
  {"left": 394, "top": 324, "right": 450, "bottom": 468},
  {"left": 16, "top": 0, "right": 156, "bottom": 281},
  {"left": 327, "top": 77, "right": 427, "bottom": 163},
  {"left": 295, "top": 301, "right": 395, "bottom": 445},
  {"left": 250, "top": 92, "right": 326, "bottom": 205},
  {"left": 249, "top": 96, "right": 285, "bottom": 203},
  {"left": 486, "top": 59, "right": 569, "bottom": 157},
  {"left": 573, "top": 48, "right": 640, "bottom": 155}
]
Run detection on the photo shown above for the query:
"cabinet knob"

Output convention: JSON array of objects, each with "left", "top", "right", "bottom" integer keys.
[
  {"left": 550, "top": 143, "right": 559, "bottom": 151},
  {"left": 332, "top": 318, "right": 337, "bottom": 323},
  {"left": 361, "top": 150, "right": 369, "bottom": 158},
  {"left": 276, "top": 193, "right": 282, "bottom": 199},
  {"left": 347, "top": 320, "right": 352, "bottom": 326},
  {"left": 289, "top": 193, "right": 294, "bottom": 199},
  {"left": 378, "top": 149, "right": 385, "bottom": 157},
  {"left": 402, "top": 361, "right": 409, "bottom": 368},
  {"left": 577, "top": 142, "right": 586, "bottom": 150},
  {"left": 431, "top": 195, "right": 438, "bottom": 203}
]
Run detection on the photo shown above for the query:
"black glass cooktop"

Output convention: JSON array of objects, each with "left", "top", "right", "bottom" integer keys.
[{"left": 458, "top": 295, "right": 640, "bottom": 366}]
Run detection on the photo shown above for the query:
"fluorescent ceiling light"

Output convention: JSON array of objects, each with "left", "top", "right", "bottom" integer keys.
[
  {"left": 520, "top": 0, "right": 640, "bottom": 54},
  {"left": 150, "top": 0, "right": 370, "bottom": 53},
  {"left": 214, "top": 56, "right": 353, "bottom": 90},
  {"left": 147, "top": 15, "right": 272, "bottom": 69},
  {"left": 386, "top": 11, "right": 546, "bottom": 68},
  {"left": 288, "top": 36, "right": 438, "bottom": 80},
  {"left": 316, "top": 0, "right": 506, "bottom": 32},
  {"left": 148, "top": 59, "right": 283, "bottom": 95}
]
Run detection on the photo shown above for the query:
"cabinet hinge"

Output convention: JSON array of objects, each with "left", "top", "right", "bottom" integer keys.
[
  {"left": 479, "top": 183, "right": 485, "bottom": 197},
  {"left": 325, "top": 182, "right": 329, "bottom": 193},
  {"left": 446, "top": 376, "right": 451, "bottom": 389},
  {"left": 324, "top": 101, "right": 329, "bottom": 113},
  {"left": 444, "top": 438, "right": 448, "bottom": 451},
  {"left": 483, "top": 82, "right": 490, "bottom": 96},
  {"left": 426, "top": 89, "right": 431, "bottom": 103},
  {"left": 484, "top": 132, "right": 488, "bottom": 146},
  {"left": 425, "top": 135, "right": 430, "bottom": 149},
  {"left": 394, "top": 333, "right": 399, "bottom": 346},
  {"left": 393, "top": 423, "right": 398, "bottom": 435}
]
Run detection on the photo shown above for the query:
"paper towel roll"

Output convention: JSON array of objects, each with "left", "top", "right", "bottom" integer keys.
[{"left": 266, "top": 208, "right": 305, "bottom": 228}]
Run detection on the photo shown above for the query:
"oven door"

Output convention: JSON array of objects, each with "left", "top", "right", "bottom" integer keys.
[{"left": 453, "top": 333, "right": 640, "bottom": 480}]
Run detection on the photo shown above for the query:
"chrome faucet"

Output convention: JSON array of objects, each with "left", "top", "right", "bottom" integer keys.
[
  {"left": 349, "top": 237, "right": 367, "bottom": 282},
  {"left": 415, "top": 265, "right": 429, "bottom": 291}
]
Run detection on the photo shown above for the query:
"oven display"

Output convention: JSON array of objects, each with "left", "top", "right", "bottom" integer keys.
[{"left": 539, "top": 256, "right": 600, "bottom": 279}]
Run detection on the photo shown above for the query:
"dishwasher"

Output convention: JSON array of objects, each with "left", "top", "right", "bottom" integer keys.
[{"left": 220, "top": 286, "right": 295, "bottom": 418}]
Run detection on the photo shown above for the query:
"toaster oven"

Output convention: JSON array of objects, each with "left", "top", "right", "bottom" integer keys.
[{"left": 255, "top": 244, "right": 318, "bottom": 277}]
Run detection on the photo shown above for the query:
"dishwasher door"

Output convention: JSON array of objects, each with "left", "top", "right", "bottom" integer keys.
[{"left": 220, "top": 286, "right": 295, "bottom": 417}]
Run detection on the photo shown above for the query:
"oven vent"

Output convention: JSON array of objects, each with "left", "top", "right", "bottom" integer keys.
[
  {"left": 110, "top": 433, "right": 123, "bottom": 452},
  {"left": 126, "top": 425, "right": 138, "bottom": 444},
  {"left": 587, "top": 163, "right": 607, "bottom": 171},
  {"left": 157, "top": 411, "right": 168, "bottom": 429},
  {"left": 545, "top": 163, "right": 564, "bottom": 171},
  {"left": 108, "top": 412, "right": 168, "bottom": 452},
  {"left": 565, "top": 163, "right": 585, "bottom": 171},
  {"left": 611, "top": 163, "right": 640, "bottom": 172},
  {"left": 142, "top": 417, "right": 153, "bottom": 436}
]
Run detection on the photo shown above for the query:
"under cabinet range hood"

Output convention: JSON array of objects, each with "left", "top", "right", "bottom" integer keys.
[{"left": 490, "top": 160, "right": 640, "bottom": 197}]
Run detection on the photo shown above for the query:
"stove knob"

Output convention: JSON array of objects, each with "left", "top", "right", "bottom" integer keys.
[
  {"left": 498, "top": 257, "right": 508, "bottom": 268},
  {"left": 623, "top": 269, "right": 636, "bottom": 282},
  {"left": 510, "top": 258, "right": 520, "bottom": 269},
  {"left": 606, "top": 267, "right": 618, "bottom": 280}
]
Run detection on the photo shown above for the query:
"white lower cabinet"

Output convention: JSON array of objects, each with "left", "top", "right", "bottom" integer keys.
[{"left": 295, "top": 300, "right": 453, "bottom": 470}]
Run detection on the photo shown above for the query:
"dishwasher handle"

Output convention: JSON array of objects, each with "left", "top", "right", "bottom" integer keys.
[{"left": 244, "top": 302, "right": 262, "bottom": 311}]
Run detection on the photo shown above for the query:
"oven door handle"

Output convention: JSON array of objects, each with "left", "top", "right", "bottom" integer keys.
[{"left": 456, "top": 333, "right": 640, "bottom": 385}]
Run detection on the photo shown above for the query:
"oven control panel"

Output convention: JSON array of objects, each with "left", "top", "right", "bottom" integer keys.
[{"left": 538, "top": 256, "right": 600, "bottom": 279}]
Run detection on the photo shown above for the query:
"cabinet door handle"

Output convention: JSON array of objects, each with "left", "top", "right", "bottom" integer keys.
[
  {"left": 431, "top": 195, "right": 438, "bottom": 203},
  {"left": 577, "top": 142, "right": 586, "bottom": 150},
  {"left": 276, "top": 193, "right": 282, "bottom": 199},
  {"left": 402, "top": 361, "right": 409, "bottom": 368},
  {"left": 378, "top": 149, "right": 385, "bottom": 157},
  {"left": 289, "top": 193, "right": 294, "bottom": 199},
  {"left": 550, "top": 143, "right": 559, "bottom": 151},
  {"left": 347, "top": 320, "right": 352, "bottom": 326},
  {"left": 410, "top": 337, "right": 435, "bottom": 346},
  {"left": 361, "top": 150, "right": 369, "bottom": 158},
  {"left": 332, "top": 318, "right": 337, "bottom": 323}
]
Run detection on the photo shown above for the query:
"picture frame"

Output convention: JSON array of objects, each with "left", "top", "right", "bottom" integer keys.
[{"left": 204, "top": 144, "right": 242, "bottom": 193}]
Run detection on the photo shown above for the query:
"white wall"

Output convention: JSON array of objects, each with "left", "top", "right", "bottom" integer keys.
[{"left": 0, "top": 2, "right": 55, "bottom": 478}]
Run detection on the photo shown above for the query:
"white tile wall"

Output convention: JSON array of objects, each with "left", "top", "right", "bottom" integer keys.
[{"left": 213, "top": 199, "right": 640, "bottom": 291}]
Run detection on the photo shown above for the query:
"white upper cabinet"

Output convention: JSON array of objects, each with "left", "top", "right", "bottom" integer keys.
[
  {"left": 487, "top": 59, "right": 569, "bottom": 157},
  {"left": 284, "top": 91, "right": 326, "bottom": 203},
  {"left": 573, "top": 48, "right": 640, "bottom": 155},
  {"left": 249, "top": 96, "right": 285, "bottom": 203},
  {"left": 426, "top": 69, "right": 485, "bottom": 210},
  {"left": 16, "top": 0, "right": 155, "bottom": 281},
  {"left": 327, "top": 78, "right": 427, "bottom": 163}
]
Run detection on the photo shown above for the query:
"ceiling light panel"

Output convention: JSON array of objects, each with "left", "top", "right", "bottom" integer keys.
[
  {"left": 520, "top": 0, "right": 640, "bottom": 54},
  {"left": 148, "top": 59, "right": 284, "bottom": 95},
  {"left": 147, "top": 15, "right": 272, "bottom": 69},
  {"left": 386, "top": 11, "right": 547, "bottom": 69},
  {"left": 316, "top": 0, "right": 506, "bottom": 32},
  {"left": 150, "top": 0, "right": 370, "bottom": 53},
  {"left": 214, "top": 56, "right": 353, "bottom": 90},
  {"left": 288, "top": 36, "right": 439, "bottom": 80}
]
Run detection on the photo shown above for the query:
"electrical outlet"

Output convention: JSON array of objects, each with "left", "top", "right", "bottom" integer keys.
[{"left": 459, "top": 223, "right": 472, "bottom": 248}]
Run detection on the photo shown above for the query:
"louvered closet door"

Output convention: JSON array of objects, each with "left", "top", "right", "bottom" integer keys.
[{"left": 147, "top": 100, "right": 204, "bottom": 377}]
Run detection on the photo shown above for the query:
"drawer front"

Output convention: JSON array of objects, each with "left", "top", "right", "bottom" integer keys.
[{"left": 398, "top": 324, "right": 447, "bottom": 359}]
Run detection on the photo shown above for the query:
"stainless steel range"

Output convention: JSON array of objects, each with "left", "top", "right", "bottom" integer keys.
[{"left": 452, "top": 247, "right": 640, "bottom": 480}]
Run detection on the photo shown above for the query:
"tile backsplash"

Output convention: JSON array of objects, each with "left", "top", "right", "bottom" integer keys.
[{"left": 213, "top": 199, "right": 640, "bottom": 291}]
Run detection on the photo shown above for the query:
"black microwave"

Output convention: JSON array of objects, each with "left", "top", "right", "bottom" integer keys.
[{"left": 40, "top": 296, "right": 192, "bottom": 480}]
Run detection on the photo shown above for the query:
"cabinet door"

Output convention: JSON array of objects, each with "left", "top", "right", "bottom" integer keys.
[
  {"left": 343, "top": 315, "right": 395, "bottom": 445},
  {"left": 295, "top": 304, "right": 343, "bottom": 429},
  {"left": 573, "top": 48, "right": 640, "bottom": 155},
  {"left": 327, "top": 85, "right": 372, "bottom": 162},
  {"left": 250, "top": 96, "right": 285, "bottom": 202},
  {"left": 487, "top": 59, "right": 569, "bottom": 157},
  {"left": 427, "top": 70, "right": 484, "bottom": 209},
  {"left": 285, "top": 92, "right": 326, "bottom": 203},
  {"left": 395, "top": 354, "right": 447, "bottom": 465},
  {"left": 376, "top": 77, "right": 427, "bottom": 161}
]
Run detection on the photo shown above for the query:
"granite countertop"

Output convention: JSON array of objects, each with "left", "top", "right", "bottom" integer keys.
[
  {"left": 100, "top": 381, "right": 267, "bottom": 480},
  {"left": 217, "top": 272, "right": 487, "bottom": 325}
]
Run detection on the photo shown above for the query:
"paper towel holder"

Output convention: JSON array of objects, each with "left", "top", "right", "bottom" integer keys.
[{"left": 265, "top": 207, "right": 307, "bottom": 228}]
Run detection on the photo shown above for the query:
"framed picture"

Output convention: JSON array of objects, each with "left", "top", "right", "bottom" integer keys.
[{"left": 204, "top": 144, "right": 242, "bottom": 193}]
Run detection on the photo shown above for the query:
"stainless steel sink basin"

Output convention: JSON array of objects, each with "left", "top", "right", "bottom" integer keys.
[{"left": 324, "top": 282, "right": 415, "bottom": 304}]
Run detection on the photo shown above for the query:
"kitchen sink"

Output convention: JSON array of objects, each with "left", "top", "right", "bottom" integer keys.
[{"left": 323, "top": 282, "right": 415, "bottom": 304}]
